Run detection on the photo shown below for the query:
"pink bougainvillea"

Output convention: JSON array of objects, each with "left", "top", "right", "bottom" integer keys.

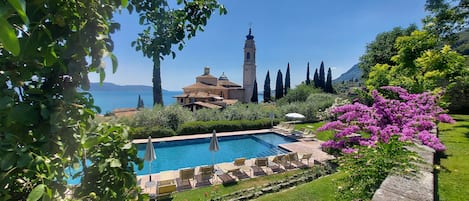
[{"left": 318, "top": 86, "right": 454, "bottom": 152}]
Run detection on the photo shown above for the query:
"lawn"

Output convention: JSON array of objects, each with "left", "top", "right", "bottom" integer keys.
[
  {"left": 171, "top": 169, "right": 305, "bottom": 201},
  {"left": 294, "top": 121, "right": 334, "bottom": 141},
  {"left": 255, "top": 172, "right": 344, "bottom": 201},
  {"left": 437, "top": 114, "right": 469, "bottom": 201}
]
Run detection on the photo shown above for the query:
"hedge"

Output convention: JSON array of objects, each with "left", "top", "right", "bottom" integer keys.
[
  {"left": 130, "top": 126, "right": 176, "bottom": 139},
  {"left": 177, "top": 118, "right": 280, "bottom": 135}
]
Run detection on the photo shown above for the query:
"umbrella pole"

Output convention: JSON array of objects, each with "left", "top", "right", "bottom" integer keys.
[
  {"left": 149, "top": 161, "right": 152, "bottom": 182},
  {"left": 212, "top": 152, "right": 214, "bottom": 167}
]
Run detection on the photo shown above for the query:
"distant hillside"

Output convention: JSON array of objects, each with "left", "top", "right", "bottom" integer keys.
[
  {"left": 89, "top": 82, "right": 171, "bottom": 92},
  {"left": 333, "top": 64, "right": 362, "bottom": 83}
]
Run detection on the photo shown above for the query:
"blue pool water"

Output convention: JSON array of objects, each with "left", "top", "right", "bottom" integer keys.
[
  {"left": 67, "top": 132, "right": 295, "bottom": 184},
  {"left": 135, "top": 132, "right": 296, "bottom": 175}
]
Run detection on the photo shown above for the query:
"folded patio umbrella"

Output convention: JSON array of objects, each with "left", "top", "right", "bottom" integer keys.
[
  {"left": 209, "top": 130, "right": 219, "bottom": 167},
  {"left": 144, "top": 136, "right": 156, "bottom": 183}
]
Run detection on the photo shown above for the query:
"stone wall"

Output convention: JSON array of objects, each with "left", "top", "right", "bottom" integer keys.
[{"left": 372, "top": 129, "right": 437, "bottom": 201}]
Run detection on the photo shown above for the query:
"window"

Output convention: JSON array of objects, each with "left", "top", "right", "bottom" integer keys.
[{"left": 246, "top": 52, "right": 250, "bottom": 60}]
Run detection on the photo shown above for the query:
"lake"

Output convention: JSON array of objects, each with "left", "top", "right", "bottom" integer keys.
[{"left": 90, "top": 88, "right": 263, "bottom": 114}]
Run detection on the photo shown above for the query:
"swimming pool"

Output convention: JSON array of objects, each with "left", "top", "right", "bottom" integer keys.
[{"left": 135, "top": 132, "right": 296, "bottom": 175}]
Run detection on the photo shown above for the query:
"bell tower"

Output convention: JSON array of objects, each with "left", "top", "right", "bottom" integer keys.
[{"left": 243, "top": 28, "right": 257, "bottom": 103}]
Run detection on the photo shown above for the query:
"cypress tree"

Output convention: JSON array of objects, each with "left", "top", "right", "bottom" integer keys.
[
  {"left": 285, "top": 63, "right": 291, "bottom": 95},
  {"left": 325, "top": 67, "right": 333, "bottom": 93},
  {"left": 275, "top": 70, "right": 284, "bottom": 100},
  {"left": 263, "top": 71, "right": 271, "bottom": 102},
  {"left": 319, "top": 61, "right": 325, "bottom": 90},
  {"left": 137, "top": 95, "right": 144, "bottom": 109},
  {"left": 313, "top": 68, "right": 319, "bottom": 88},
  {"left": 305, "top": 62, "right": 311, "bottom": 85},
  {"left": 251, "top": 79, "right": 259, "bottom": 103}
]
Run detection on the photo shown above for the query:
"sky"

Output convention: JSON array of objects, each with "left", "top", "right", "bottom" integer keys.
[{"left": 89, "top": 0, "right": 429, "bottom": 91}]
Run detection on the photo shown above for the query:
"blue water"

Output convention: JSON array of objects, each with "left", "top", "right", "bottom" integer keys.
[
  {"left": 89, "top": 89, "right": 263, "bottom": 114},
  {"left": 90, "top": 90, "right": 180, "bottom": 114},
  {"left": 136, "top": 132, "right": 296, "bottom": 175},
  {"left": 67, "top": 132, "right": 294, "bottom": 184}
]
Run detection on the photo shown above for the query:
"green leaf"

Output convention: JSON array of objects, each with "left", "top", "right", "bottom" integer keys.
[
  {"left": 178, "top": 43, "right": 184, "bottom": 51},
  {"left": 110, "top": 53, "right": 118, "bottom": 73},
  {"left": 99, "top": 68, "right": 105, "bottom": 83},
  {"left": 26, "top": 184, "right": 45, "bottom": 201},
  {"left": 121, "top": 0, "right": 128, "bottom": 8},
  {"left": 109, "top": 158, "right": 121, "bottom": 168},
  {"left": 0, "top": 17, "right": 20, "bottom": 56},
  {"left": 8, "top": 0, "right": 29, "bottom": 25},
  {"left": 122, "top": 142, "right": 132, "bottom": 150}
]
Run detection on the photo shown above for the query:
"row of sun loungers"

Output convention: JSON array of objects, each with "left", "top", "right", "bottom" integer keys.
[
  {"left": 273, "top": 122, "right": 295, "bottom": 133},
  {"left": 146, "top": 152, "right": 313, "bottom": 199}
]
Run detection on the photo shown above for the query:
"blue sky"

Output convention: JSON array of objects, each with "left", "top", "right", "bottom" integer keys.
[{"left": 89, "top": 0, "right": 428, "bottom": 91}]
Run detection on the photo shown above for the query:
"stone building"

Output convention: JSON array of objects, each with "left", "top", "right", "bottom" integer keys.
[{"left": 174, "top": 29, "right": 257, "bottom": 110}]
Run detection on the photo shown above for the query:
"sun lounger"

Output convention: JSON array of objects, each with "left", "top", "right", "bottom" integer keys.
[
  {"left": 156, "top": 179, "right": 177, "bottom": 199},
  {"left": 275, "top": 154, "right": 295, "bottom": 169},
  {"left": 251, "top": 157, "right": 268, "bottom": 176},
  {"left": 270, "top": 155, "right": 286, "bottom": 172},
  {"left": 178, "top": 168, "right": 195, "bottom": 189},
  {"left": 272, "top": 155, "right": 295, "bottom": 169},
  {"left": 217, "top": 172, "right": 237, "bottom": 186},
  {"left": 300, "top": 153, "right": 312, "bottom": 166},
  {"left": 196, "top": 165, "right": 214, "bottom": 186},
  {"left": 288, "top": 152, "right": 308, "bottom": 169},
  {"left": 219, "top": 158, "right": 250, "bottom": 179}
]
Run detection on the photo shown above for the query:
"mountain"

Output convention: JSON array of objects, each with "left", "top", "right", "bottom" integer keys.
[
  {"left": 89, "top": 82, "right": 172, "bottom": 92},
  {"left": 333, "top": 64, "right": 362, "bottom": 83}
]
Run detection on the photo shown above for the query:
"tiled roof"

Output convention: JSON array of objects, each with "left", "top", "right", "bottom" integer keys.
[{"left": 186, "top": 101, "right": 222, "bottom": 109}]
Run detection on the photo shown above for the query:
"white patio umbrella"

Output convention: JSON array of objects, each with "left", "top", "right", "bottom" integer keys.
[
  {"left": 144, "top": 136, "right": 156, "bottom": 185},
  {"left": 285, "top": 113, "right": 305, "bottom": 121},
  {"left": 209, "top": 130, "right": 219, "bottom": 167}
]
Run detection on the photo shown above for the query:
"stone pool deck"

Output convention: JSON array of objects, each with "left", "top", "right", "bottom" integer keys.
[{"left": 133, "top": 129, "right": 334, "bottom": 194}]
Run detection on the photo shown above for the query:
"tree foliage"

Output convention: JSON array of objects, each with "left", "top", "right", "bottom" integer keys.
[
  {"left": 318, "top": 61, "right": 326, "bottom": 89},
  {"left": 424, "top": 0, "right": 469, "bottom": 43},
  {"left": 285, "top": 63, "right": 291, "bottom": 95},
  {"left": 263, "top": 70, "right": 271, "bottom": 102},
  {"left": 0, "top": 0, "right": 144, "bottom": 200},
  {"left": 275, "top": 69, "right": 284, "bottom": 100},
  {"left": 306, "top": 62, "right": 311, "bottom": 85},
  {"left": 325, "top": 67, "right": 334, "bottom": 93},
  {"left": 251, "top": 79, "right": 259, "bottom": 103},
  {"left": 366, "top": 31, "right": 467, "bottom": 95},
  {"left": 358, "top": 25, "right": 418, "bottom": 79},
  {"left": 131, "top": 0, "right": 227, "bottom": 105},
  {"left": 313, "top": 68, "right": 319, "bottom": 88}
]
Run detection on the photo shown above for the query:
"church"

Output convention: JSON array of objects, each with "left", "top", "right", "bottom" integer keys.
[{"left": 174, "top": 29, "right": 257, "bottom": 111}]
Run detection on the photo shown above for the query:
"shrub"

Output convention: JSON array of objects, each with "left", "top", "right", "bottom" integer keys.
[
  {"left": 277, "top": 84, "right": 321, "bottom": 105},
  {"left": 118, "top": 104, "right": 194, "bottom": 131},
  {"left": 130, "top": 126, "right": 176, "bottom": 139},
  {"left": 177, "top": 119, "right": 279, "bottom": 134},
  {"left": 278, "top": 93, "right": 337, "bottom": 121},
  {"left": 335, "top": 137, "right": 421, "bottom": 200}
]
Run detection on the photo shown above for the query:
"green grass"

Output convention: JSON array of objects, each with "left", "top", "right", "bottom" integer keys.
[
  {"left": 294, "top": 121, "right": 334, "bottom": 141},
  {"left": 171, "top": 169, "right": 305, "bottom": 201},
  {"left": 437, "top": 114, "right": 469, "bottom": 201},
  {"left": 255, "top": 172, "right": 344, "bottom": 201}
]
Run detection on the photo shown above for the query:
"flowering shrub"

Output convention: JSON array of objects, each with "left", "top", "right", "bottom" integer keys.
[
  {"left": 316, "top": 97, "right": 351, "bottom": 121},
  {"left": 318, "top": 86, "right": 455, "bottom": 152},
  {"left": 335, "top": 136, "right": 422, "bottom": 200}
]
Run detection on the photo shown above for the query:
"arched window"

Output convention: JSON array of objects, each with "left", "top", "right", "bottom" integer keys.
[{"left": 246, "top": 52, "right": 250, "bottom": 60}]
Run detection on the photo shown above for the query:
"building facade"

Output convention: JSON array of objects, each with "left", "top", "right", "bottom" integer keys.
[{"left": 174, "top": 29, "right": 257, "bottom": 110}]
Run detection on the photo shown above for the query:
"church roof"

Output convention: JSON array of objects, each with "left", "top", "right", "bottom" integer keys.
[
  {"left": 174, "top": 91, "right": 221, "bottom": 99},
  {"left": 185, "top": 101, "right": 223, "bottom": 109},
  {"left": 183, "top": 82, "right": 225, "bottom": 90},
  {"left": 218, "top": 80, "right": 241, "bottom": 88}
]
